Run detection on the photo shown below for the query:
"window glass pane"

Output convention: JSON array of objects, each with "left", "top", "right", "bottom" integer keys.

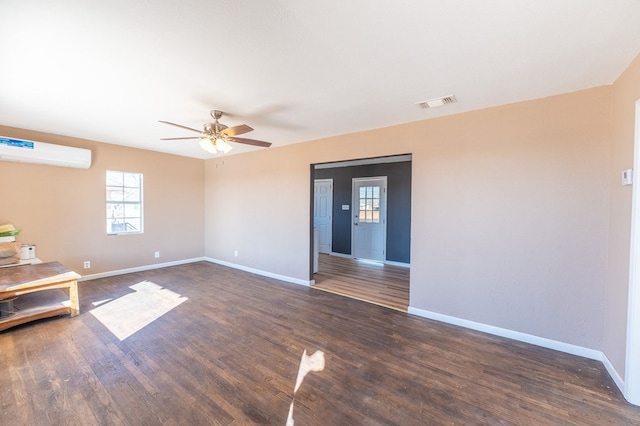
[
  {"left": 372, "top": 211, "right": 380, "bottom": 223},
  {"left": 359, "top": 187, "right": 366, "bottom": 198},
  {"left": 109, "top": 204, "right": 124, "bottom": 219},
  {"left": 373, "top": 198, "right": 380, "bottom": 209},
  {"left": 373, "top": 186, "right": 380, "bottom": 198},
  {"left": 124, "top": 174, "right": 140, "bottom": 187},
  {"left": 359, "top": 211, "right": 366, "bottom": 221},
  {"left": 107, "top": 187, "right": 123, "bottom": 201},
  {"left": 106, "top": 171, "right": 123, "bottom": 186},
  {"left": 123, "top": 187, "right": 140, "bottom": 202},
  {"left": 366, "top": 186, "right": 372, "bottom": 198},
  {"left": 124, "top": 204, "right": 141, "bottom": 218},
  {"left": 125, "top": 219, "right": 141, "bottom": 232}
]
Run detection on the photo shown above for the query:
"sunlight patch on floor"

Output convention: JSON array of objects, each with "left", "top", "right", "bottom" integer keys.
[
  {"left": 90, "top": 280, "right": 187, "bottom": 341},
  {"left": 286, "top": 349, "right": 325, "bottom": 426}
]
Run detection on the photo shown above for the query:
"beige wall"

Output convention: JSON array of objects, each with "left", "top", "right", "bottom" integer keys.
[
  {"left": 0, "top": 126, "right": 205, "bottom": 274},
  {"left": 411, "top": 87, "right": 612, "bottom": 348},
  {"left": 205, "top": 86, "right": 613, "bottom": 351},
  {"left": 604, "top": 54, "right": 640, "bottom": 377}
]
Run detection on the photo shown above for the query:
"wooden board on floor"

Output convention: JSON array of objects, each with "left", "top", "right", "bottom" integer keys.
[{"left": 313, "top": 254, "right": 409, "bottom": 311}]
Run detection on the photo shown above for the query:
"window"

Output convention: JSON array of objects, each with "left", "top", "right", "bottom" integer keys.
[
  {"left": 106, "top": 170, "right": 143, "bottom": 235},
  {"left": 358, "top": 185, "right": 380, "bottom": 223}
]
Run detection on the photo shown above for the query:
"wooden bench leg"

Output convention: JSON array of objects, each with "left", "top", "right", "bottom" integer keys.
[{"left": 69, "top": 280, "right": 79, "bottom": 317}]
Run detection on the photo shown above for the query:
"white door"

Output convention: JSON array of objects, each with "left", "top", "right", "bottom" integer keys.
[
  {"left": 314, "top": 179, "right": 333, "bottom": 254},
  {"left": 352, "top": 177, "right": 387, "bottom": 261}
]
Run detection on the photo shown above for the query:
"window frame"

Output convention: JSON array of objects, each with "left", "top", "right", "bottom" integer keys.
[{"left": 106, "top": 170, "right": 144, "bottom": 236}]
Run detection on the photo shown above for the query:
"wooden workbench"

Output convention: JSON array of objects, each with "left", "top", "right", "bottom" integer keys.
[{"left": 0, "top": 261, "right": 80, "bottom": 331}]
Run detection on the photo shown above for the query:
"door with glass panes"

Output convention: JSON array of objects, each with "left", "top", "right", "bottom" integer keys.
[{"left": 352, "top": 177, "right": 387, "bottom": 261}]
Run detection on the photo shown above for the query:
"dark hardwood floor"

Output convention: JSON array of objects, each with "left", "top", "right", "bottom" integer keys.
[
  {"left": 313, "top": 254, "right": 410, "bottom": 311},
  {"left": 2, "top": 261, "right": 640, "bottom": 424}
]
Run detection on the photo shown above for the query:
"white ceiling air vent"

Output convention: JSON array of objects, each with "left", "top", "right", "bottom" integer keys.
[{"left": 416, "top": 95, "right": 457, "bottom": 109}]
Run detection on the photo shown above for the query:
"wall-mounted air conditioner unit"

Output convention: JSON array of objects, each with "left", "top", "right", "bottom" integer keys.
[{"left": 0, "top": 137, "right": 91, "bottom": 169}]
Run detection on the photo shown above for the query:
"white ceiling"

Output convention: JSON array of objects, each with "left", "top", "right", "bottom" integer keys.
[{"left": 1, "top": 1, "right": 640, "bottom": 159}]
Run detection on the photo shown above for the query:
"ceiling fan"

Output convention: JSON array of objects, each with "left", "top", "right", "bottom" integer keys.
[{"left": 159, "top": 110, "right": 272, "bottom": 154}]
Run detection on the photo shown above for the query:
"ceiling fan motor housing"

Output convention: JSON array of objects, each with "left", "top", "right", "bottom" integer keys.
[{"left": 204, "top": 122, "right": 228, "bottom": 134}]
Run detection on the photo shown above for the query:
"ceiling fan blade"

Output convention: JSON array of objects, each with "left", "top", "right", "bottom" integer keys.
[
  {"left": 231, "top": 137, "right": 272, "bottom": 148},
  {"left": 158, "top": 120, "right": 203, "bottom": 134},
  {"left": 160, "top": 137, "right": 202, "bottom": 140},
  {"left": 221, "top": 124, "right": 253, "bottom": 137}
]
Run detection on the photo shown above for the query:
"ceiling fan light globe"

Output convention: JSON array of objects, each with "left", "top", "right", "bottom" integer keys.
[
  {"left": 199, "top": 138, "right": 217, "bottom": 154},
  {"left": 216, "top": 137, "right": 233, "bottom": 154}
]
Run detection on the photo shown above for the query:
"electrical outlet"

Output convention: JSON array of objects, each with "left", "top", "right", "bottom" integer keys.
[
  {"left": 154, "top": 251, "right": 160, "bottom": 258},
  {"left": 83, "top": 261, "right": 90, "bottom": 269}
]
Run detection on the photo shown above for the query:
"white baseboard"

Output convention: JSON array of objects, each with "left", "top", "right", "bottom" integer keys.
[
  {"left": 78, "top": 257, "right": 206, "bottom": 282},
  {"left": 328, "top": 252, "right": 410, "bottom": 268},
  {"left": 329, "top": 252, "right": 352, "bottom": 259},
  {"left": 385, "top": 260, "right": 410, "bottom": 268},
  {"left": 408, "top": 306, "right": 625, "bottom": 394},
  {"left": 79, "top": 256, "right": 314, "bottom": 288},
  {"left": 204, "top": 257, "right": 313, "bottom": 287},
  {"left": 601, "top": 353, "right": 625, "bottom": 392}
]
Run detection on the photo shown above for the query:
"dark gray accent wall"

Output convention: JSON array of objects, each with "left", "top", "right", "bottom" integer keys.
[{"left": 314, "top": 161, "right": 411, "bottom": 263}]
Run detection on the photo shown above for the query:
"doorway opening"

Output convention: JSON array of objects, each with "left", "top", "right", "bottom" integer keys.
[{"left": 310, "top": 154, "right": 411, "bottom": 311}]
